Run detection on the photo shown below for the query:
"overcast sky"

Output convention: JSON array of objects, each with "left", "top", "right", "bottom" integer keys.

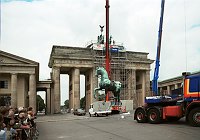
[{"left": 1, "top": 0, "right": 200, "bottom": 105}]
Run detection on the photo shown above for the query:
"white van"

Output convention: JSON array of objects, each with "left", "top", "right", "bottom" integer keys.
[{"left": 89, "top": 101, "right": 112, "bottom": 117}]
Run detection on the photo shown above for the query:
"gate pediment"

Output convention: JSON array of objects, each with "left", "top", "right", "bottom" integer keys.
[{"left": 0, "top": 50, "right": 38, "bottom": 66}]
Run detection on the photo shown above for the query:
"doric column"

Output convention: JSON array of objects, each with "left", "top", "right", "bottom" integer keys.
[
  {"left": 167, "top": 85, "right": 170, "bottom": 95},
  {"left": 73, "top": 68, "right": 80, "bottom": 110},
  {"left": 50, "top": 86, "right": 54, "bottom": 114},
  {"left": 175, "top": 84, "right": 178, "bottom": 89},
  {"left": 89, "top": 69, "right": 94, "bottom": 108},
  {"left": 140, "top": 71, "right": 146, "bottom": 106},
  {"left": 46, "top": 88, "right": 51, "bottom": 114},
  {"left": 85, "top": 69, "right": 93, "bottom": 111},
  {"left": 29, "top": 74, "right": 36, "bottom": 111},
  {"left": 69, "top": 74, "right": 73, "bottom": 112},
  {"left": 145, "top": 70, "right": 151, "bottom": 97},
  {"left": 92, "top": 68, "right": 98, "bottom": 102},
  {"left": 50, "top": 72, "right": 54, "bottom": 114},
  {"left": 11, "top": 73, "right": 17, "bottom": 108},
  {"left": 53, "top": 67, "right": 60, "bottom": 113},
  {"left": 127, "top": 69, "right": 133, "bottom": 100},
  {"left": 132, "top": 69, "right": 137, "bottom": 109}
]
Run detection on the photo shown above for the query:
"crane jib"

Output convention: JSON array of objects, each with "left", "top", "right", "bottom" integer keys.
[{"left": 152, "top": 0, "right": 165, "bottom": 95}]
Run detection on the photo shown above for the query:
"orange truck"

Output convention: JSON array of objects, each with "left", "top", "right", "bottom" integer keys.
[{"left": 134, "top": 72, "right": 200, "bottom": 127}]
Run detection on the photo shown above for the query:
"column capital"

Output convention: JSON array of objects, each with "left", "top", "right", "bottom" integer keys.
[
  {"left": 29, "top": 73, "right": 36, "bottom": 80},
  {"left": 53, "top": 66, "right": 60, "bottom": 70}
]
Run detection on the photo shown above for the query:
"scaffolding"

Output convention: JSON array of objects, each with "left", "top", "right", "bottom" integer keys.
[{"left": 89, "top": 41, "right": 134, "bottom": 101}]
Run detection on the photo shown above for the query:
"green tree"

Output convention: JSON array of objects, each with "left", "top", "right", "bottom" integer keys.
[
  {"left": 64, "top": 97, "right": 86, "bottom": 109},
  {"left": 80, "top": 96, "right": 86, "bottom": 109},
  {"left": 64, "top": 100, "right": 69, "bottom": 109},
  {"left": 36, "top": 95, "right": 45, "bottom": 112}
]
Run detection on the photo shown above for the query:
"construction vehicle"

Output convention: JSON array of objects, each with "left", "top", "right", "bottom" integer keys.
[
  {"left": 104, "top": 0, "right": 123, "bottom": 113},
  {"left": 134, "top": 72, "right": 200, "bottom": 126},
  {"left": 134, "top": 0, "right": 200, "bottom": 127},
  {"left": 151, "top": 0, "right": 165, "bottom": 96},
  {"left": 89, "top": 0, "right": 122, "bottom": 114}
]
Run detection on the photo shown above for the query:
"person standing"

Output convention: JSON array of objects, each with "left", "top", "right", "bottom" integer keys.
[{"left": 0, "top": 113, "right": 6, "bottom": 140}]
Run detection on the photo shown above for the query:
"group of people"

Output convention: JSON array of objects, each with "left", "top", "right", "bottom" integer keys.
[{"left": 0, "top": 106, "right": 39, "bottom": 140}]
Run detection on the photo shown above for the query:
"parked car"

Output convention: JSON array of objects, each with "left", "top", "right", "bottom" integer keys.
[{"left": 73, "top": 109, "right": 86, "bottom": 116}]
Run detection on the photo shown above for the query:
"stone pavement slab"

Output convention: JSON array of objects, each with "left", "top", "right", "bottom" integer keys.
[{"left": 36, "top": 113, "right": 89, "bottom": 123}]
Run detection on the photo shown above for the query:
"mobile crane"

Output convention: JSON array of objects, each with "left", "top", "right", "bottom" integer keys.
[
  {"left": 134, "top": 0, "right": 200, "bottom": 127},
  {"left": 89, "top": 0, "right": 122, "bottom": 115}
]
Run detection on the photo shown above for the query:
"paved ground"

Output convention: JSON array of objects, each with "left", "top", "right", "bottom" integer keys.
[
  {"left": 36, "top": 112, "right": 200, "bottom": 140},
  {"left": 36, "top": 113, "right": 88, "bottom": 122}
]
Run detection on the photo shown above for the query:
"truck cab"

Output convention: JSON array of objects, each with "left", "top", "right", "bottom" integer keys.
[{"left": 183, "top": 72, "right": 200, "bottom": 100}]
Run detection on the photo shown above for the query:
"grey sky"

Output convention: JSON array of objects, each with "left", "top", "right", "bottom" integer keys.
[{"left": 1, "top": 0, "right": 200, "bottom": 105}]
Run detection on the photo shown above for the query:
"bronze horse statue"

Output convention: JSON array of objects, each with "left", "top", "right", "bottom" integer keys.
[{"left": 94, "top": 67, "right": 121, "bottom": 101}]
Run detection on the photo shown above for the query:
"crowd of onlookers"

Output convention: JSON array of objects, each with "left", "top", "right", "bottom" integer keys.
[{"left": 0, "top": 106, "right": 38, "bottom": 140}]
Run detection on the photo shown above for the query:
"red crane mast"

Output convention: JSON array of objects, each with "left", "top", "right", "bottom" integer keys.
[{"left": 105, "top": 0, "right": 110, "bottom": 101}]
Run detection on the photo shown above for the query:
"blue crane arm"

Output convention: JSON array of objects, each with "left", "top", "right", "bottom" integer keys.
[{"left": 152, "top": 0, "right": 165, "bottom": 95}]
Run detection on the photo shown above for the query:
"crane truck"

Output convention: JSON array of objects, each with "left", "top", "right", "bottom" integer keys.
[
  {"left": 134, "top": 72, "right": 200, "bottom": 126},
  {"left": 134, "top": 0, "right": 200, "bottom": 127}
]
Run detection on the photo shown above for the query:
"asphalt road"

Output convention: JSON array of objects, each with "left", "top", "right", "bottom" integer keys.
[{"left": 36, "top": 113, "right": 200, "bottom": 140}]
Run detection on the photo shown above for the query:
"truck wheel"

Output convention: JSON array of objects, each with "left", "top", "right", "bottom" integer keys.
[
  {"left": 188, "top": 107, "right": 200, "bottom": 127},
  {"left": 147, "top": 108, "right": 161, "bottom": 124},
  {"left": 135, "top": 109, "right": 147, "bottom": 123},
  {"left": 95, "top": 113, "right": 99, "bottom": 117}
]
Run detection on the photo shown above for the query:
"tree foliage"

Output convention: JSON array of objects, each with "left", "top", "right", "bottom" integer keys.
[
  {"left": 64, "top": 100, "right": 69, "bottom": 109},
  {"left": 64, "top": 96, "right": 86, "bottom": 109},
  {"left": 36, "top": 95, "right": 45, "bottom": 111}
]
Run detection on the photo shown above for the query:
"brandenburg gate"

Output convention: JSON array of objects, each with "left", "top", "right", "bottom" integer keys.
[{"left": 48, "top": 45, "right": 153, "bottom": 113}]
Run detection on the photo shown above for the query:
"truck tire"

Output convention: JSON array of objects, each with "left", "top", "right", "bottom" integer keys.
[
  {"left": 147, "top": 108, "right": 161, "bottom": 124},
  {"left": 188, "top": 107, "right": 200, "bottom": 127},
  {"left": 135, "top": 108, "right": 147, "bottom": 123}
]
